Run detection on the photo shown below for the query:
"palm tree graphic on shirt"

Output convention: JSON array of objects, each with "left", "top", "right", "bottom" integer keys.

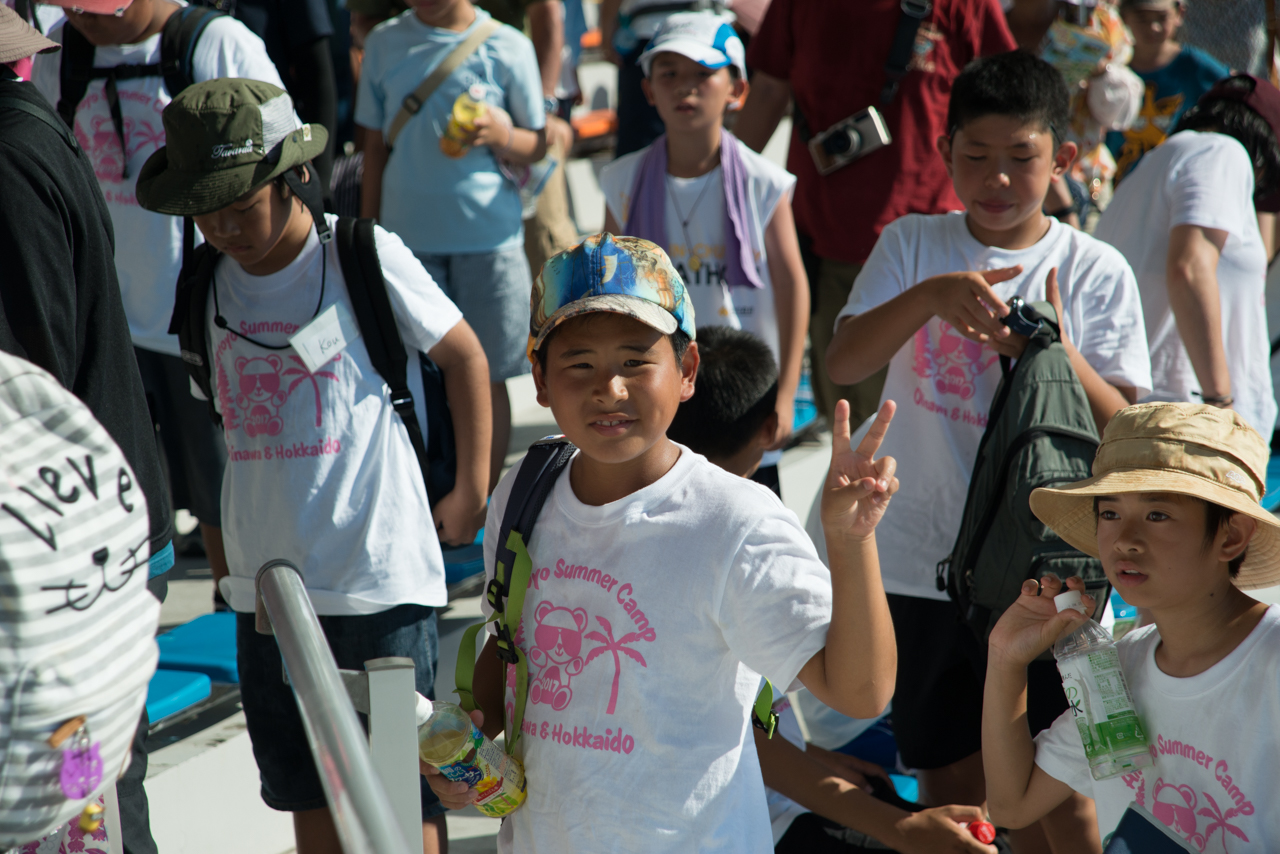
[
  {"left": 283, "top": 354, "right": 340, "bottom": 428},
  {"left": 584, "top": 616, "right": 652, "bottom": 715},
  {"left": 1198, "top": 791, "right": 1249, "bottom": 852}
]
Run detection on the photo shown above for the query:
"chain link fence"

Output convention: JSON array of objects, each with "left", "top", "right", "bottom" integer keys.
[{"left": 1181, "top": 0, "right": 1275, "bottom": 78}]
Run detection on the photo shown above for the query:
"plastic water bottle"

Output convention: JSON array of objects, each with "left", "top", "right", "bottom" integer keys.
[
  {"left": 1052, "top": 590, "right": 1153, "bottom": 780},
  {"left": 1109, "top": 589, "right": 1138, "bottom": 640},
  {"left": 415, "top": 695, "right": 527, "bottom": 818}
]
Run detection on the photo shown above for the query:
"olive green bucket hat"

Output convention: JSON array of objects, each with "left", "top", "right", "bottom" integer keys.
[{"left": 135, "top": 79, "right": 328, "bottom": 216}]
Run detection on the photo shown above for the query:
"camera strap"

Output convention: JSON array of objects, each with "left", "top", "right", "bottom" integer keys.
[
  {"left": 881, "top": 0, "right": 932, "bottom": 105},
  {"left": 793, "top": 0, "right": 931, "bottom": 144}
]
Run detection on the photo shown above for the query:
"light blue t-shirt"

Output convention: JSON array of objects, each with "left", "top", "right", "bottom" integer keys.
[{"left": 356, "top": 8, "right": 544, "bottom": 254}]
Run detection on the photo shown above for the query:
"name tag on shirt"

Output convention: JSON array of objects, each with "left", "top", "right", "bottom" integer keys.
[{"left": 289, "top": 302, "right": 361, "bottom": 374}]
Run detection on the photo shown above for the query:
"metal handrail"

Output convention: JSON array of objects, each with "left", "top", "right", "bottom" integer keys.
[{"left": 255, "top": 560, "right": 414, "bottom": 854}]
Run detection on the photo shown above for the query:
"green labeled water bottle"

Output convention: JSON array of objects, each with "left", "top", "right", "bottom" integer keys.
[{"left": 1053, "top": 590, "right": 1153, "bottom": 780}]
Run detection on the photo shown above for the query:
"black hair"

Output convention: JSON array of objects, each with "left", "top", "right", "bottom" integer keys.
[
  {"left": 1092, "top": 496, "right": 1244, "bottom": 578},
  {"left": 1203, "top": 502, "right": 1246, "bottom": 578},
  {"left": 666, "top": 326, "right": 776, "bottom": 460},
  {"left": 1173, "top": 91, "right": 1280, "bottom": 204},
  {"left": 946, "top": 50, "right": 1071, "bottom": 146},
  {"left": 533, "top": 317, "right": 691, "bottom": 372}
]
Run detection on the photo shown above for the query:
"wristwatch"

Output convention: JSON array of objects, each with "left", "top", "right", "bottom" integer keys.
[{"left": 543, "top": 95, "right": 559, "bottom": 115}]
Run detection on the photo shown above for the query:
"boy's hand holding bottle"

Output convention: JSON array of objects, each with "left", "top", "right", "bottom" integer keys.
[
  {"left": 987, "top": 573, "right": 1092, "bottom": 673},
  {"left": 820, "top": 399, "right": 900, "bottom": 543}
]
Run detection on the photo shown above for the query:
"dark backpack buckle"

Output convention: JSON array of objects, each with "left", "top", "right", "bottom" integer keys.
[
  {"left": 752, "top": 709, "right": 779, "bottom": 739},
  {"left": 486, "top": 576, "right": 508, "bottom": 608},
  {"left": 493, "top": 625, "right": 519, "bottom": 664},
  {"left": 389, "top": 387, "right": 414, "bottom": 413}
]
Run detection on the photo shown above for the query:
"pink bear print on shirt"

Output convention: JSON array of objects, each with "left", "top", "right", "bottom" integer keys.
[
  {"left": 911, "top": 322, "right": 999, "bottom": 401},
  {"left": 1152, "top": 780, "right": 1204, "bottom": 847},
  {"left": 235, "top": 355, "right": 288, "bottom": 437},
  {"left": 528, "top": 601, "right": 588, "bottom": 711}
]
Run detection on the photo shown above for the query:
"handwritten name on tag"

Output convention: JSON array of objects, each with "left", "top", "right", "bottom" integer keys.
[{"left": 289, "top": 302, "right": 361, "bottom": 374}]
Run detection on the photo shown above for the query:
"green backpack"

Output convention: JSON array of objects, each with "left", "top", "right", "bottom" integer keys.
[{"left": 937, "top": 300, "right": 1110, "bottom": 651}]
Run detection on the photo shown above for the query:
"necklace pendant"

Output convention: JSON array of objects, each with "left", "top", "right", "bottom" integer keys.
[{"left": 689, "top": 255, "right": 702, "bottom": 272}]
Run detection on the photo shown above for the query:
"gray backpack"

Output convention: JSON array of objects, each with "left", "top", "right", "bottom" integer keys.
[
  {"left": 0, "top": 351, "right": 159, "bottom": 845},
  {"left": 937, "top": 300, "right": 1110, "bottom": 650}
]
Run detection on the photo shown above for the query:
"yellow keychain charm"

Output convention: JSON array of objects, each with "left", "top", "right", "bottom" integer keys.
[{"left": 78, "top": 802, "right": 104, "bottom": 833}]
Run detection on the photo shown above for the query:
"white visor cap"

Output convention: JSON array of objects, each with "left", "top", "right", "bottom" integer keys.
[{"left": 638, "top": 12, "right": 746, "bottom": 80}]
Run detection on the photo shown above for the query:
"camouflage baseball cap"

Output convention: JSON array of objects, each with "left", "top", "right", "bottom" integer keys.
[
  {"left": 135, "top": 79, "right": 327, "bottom": 216},
  {"left": 528, "top": 233, "right": 695, "bottom": 363}
]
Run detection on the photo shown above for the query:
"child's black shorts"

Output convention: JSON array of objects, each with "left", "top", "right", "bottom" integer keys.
[
  {"left": 887, "top": 594, "right": 1069, "bottom": 771},
  {"left": 236, "top": 604, "right": 446, "bottom": 817}
]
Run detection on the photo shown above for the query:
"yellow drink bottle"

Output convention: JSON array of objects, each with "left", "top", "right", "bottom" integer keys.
[
  {"left": 415, "top": 694, "right": 527, "bottom": 818},
  {"left": 440, "top": 85, "right": 488, "bottom": 158}
]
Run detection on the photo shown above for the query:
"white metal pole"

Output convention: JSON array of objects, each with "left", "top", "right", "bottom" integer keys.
[
  {"left": 365, "top": 657, "right": 424, "bottom": 854},
  {"left": 255, "top": 560, "right": 413, "bottom": 854}
]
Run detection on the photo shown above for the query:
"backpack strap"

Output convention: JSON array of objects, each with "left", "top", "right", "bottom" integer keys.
[
  {"left": 455, "top": 437, "right": 577, "bottom": 754},
  {"left": 159, "top": 6, "right": 221, "bottom": 97},
  {"left": 15, "top": 0, "right": 39, "bottom": 32},
  {"left": 385, "top": 17, "right": 500, "bottom": 151},
  {"left": 0, "top": 95, "right": 78, "bottom": 151},
  {"left": 56, "top": 23, "right": 97, "bottom": 130},
  {"left": 336, "top": 218, "right": 433, "bottom": 496},
  {"left": 752, "top": 680, "right": 779, "bottom": 740},
  {"left": 56, "top": 7, "right": 221, "bottom": 177},
  {"left": 169, "top": 242, "right": 223, "bottom": 426}
]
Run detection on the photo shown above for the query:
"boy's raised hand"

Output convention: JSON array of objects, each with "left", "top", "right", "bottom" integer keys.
[
  {"left": 987, "top": 574, "right": 1093, "bottom": 673},
  {"left": 820, "top": 399, "right": 899, "bottom": 541},
  {"left": 923, "top": 266, "right": 1022, "bottom": 346}
]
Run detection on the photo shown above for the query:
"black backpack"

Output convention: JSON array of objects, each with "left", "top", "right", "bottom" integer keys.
[
  {"left": 56, "top": 5, "right": 223, "bottom": 179},
  {"left": 170, "top": 217, "right": 457, "bottom": 506},
  {"left": 936, "top": 300, "right": 1110, "bottom": 651}
]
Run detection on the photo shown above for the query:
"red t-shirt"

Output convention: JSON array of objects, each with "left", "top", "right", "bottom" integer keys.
[{"left": 747, "top": 0, "right": 1016, "bottom": 265}]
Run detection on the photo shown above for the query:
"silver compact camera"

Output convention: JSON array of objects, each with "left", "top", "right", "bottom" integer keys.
[{"left": 807, "top": 106, "right": 893, "bottom": 175}]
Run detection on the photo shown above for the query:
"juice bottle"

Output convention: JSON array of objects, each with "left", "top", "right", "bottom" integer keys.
[
  {"left": 439, "top": 85, "right": 488, "bottom": 158},
  {"left": 1052, "top": 590, "right": 1153, "bottom": 780},
  {"left": 415, "top": 694, "right": 526, "bottom": 818}
]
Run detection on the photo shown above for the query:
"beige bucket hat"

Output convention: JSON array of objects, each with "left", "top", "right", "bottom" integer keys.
[
  {"left": 1029, "top": 402, "right": 1280, "bottom": 590},
  {"left": 0, "top": 4, "right": 59, "bottom": 65}
]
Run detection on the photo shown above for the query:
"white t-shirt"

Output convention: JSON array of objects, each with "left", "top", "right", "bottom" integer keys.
[
  {"left": 1096, "top": 131, "right": 1277, "bottom": 438},
  {"left": 599, "top": 139, "right": 796, "bottom": 362},
  {"left": 1035, "top": 606, "right": 1280, "bottom": 850},
  {"left": 482, "top": 446, "right": 832, "bottom": 853},
  {"left": 32, "top": 12, "right": 284, "bottom": 356},
  {"left": 208, "top": 215, "right": 463, "bottom": 615},
  {"left": 837, "top": 213, "right": 1152, "bottom": 601}
]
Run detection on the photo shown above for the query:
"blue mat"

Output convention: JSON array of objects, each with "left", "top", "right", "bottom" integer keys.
[
  {"left": 146, "top": 669, "right": 211, "bottom": 722},
  {"left": 443, "top": 528, "right": 485, "bottom": 586},
  {"left": 889, "top": 774, "right": 918, "bottom": 803},
  {"left": 793, "top": 370, "right": 818, "bottom": 433},
  {"left": 1265, "top": 456, "right": 1280, "bottom": 512},
  {"left": 836, "top": 717, "right": 920, "bottom": 803},
  {"left": 157, "top": 612, "right": 239, "bottom": 683}
]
